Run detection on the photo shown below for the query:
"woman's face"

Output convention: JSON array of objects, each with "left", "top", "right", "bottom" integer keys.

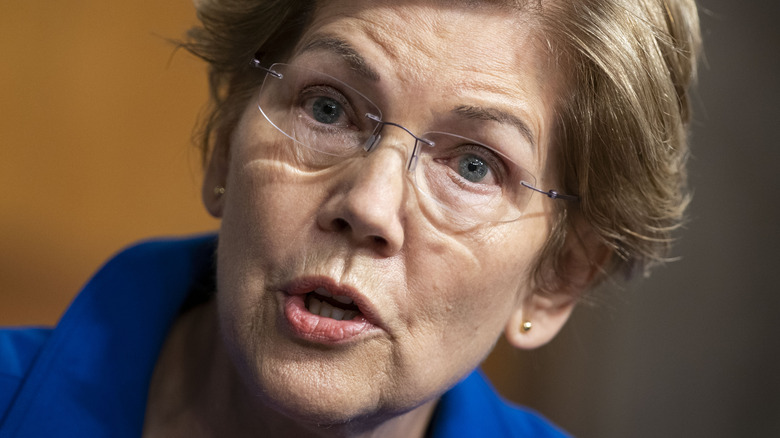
[{"left": 208, "top": 0, "right": 568, "bottom": 426}]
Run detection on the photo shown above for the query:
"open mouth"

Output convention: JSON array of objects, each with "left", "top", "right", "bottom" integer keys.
[{"left": 305, "top": 286, "right": 362, "bottom": 321}]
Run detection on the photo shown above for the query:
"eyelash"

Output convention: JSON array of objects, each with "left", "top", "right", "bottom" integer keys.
[
  {"left": 457, "top": 144, "right": 506, "bottom": 181},
  {"left": 423, "top": 145, "right": 507, "bottom": 195},
  {"left": 298, "top": 85, "right": 358, "bottom": 126}
]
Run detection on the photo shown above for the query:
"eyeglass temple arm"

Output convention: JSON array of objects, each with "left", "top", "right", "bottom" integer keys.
[
  {"left": 521, "top": 181, "right": 580, "bottom": 202},
  {"left": 250, "top": 57, "right": 283, "bottom": 79}
]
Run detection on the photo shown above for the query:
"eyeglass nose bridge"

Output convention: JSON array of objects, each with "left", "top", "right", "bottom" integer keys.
[{"left": 363, "top": 113, "right": 435, "bottom": 173}]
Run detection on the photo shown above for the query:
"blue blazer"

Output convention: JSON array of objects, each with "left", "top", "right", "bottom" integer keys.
[{"left": 0, "top": 235, "right": 569, "bottom": 437}]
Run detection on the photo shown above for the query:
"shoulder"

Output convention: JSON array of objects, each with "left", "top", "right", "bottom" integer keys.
[
  {"left": 0, "top": 327, "right": 52, "bottom": 414},
  {"left": 0, "top": 235, "right": 218, "bottom": 436},
  {"left": 0, "top": 328, "right": 52, "bottom": 379},
  {"left": 431, "top": 370, "right": 571, "bottom": 438},
  {"left": 89, "top": 234, "right": 218, "bottom": 281}
]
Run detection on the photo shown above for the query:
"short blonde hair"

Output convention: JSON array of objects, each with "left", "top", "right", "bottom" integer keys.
[
  {"left": 534, "top": 0, "right": 701, "bottom": 290},
  {"left": 183, "top": 0, "right": 701, "bottom": 291}
]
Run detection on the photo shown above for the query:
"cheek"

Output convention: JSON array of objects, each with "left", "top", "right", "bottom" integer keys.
[
  {"left": 215, "top": 140, "right": 321, "bottom": 324},
  {"left": 214, "top": 153, "right": 332, "bottom": 388},
  {"left": 221, "top": 136, "right": 326, "bottom": 258},
  {"left": 398, "top": 223, "right": 545, "bottom": 370},
  {"left": 408, "top": 223, "right": 543, "bottom": 308}
]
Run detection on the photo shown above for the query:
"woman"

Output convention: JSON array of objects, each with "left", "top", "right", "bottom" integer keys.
[{"left": 0, "top": 0, "right": 700, "bottom": 436}]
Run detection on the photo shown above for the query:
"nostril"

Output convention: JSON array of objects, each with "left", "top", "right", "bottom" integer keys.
[
  {"left": 332, "top": 218, "right": 350, "bottom": 231},
  {"left": 328, "top": 218, "right": 391, "bottom": 249}
]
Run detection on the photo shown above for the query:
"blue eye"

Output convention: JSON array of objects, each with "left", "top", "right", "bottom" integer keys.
[
  {"left": 458, "top": 154, "right": 490, "bottom": 183},
  {"left": 311, "top": 97, "right": 343, "bottom": 124}
]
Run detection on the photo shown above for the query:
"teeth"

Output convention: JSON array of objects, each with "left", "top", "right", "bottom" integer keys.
[
  {"left": 333, "top": 295, "right": 353, "bottom": 305},
  {"left": 307, "top": 295, "right": 358, "bottom": 321},
  {"left": 308, "top": 295, "right": 322, "bottom": 315},
  {"left": 330, "top": 307, "right": 345, "bottom": 321},
  {"left": 314, "top": 287, "right": 332, "bottom": 298},
  {"left": 319, "top": 301, "right": 334, "bottom": 319}
]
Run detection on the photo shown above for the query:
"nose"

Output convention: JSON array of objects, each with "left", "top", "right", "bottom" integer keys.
[{"left": 316, "top": 137, "right": 409, "bottom": 257}]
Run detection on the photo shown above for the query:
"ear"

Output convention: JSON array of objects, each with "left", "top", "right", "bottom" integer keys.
[
  {"left": 505, "top": 218, "right": 611, "bottom": 349},
  {"left": 202, "top": 137, "right": 230, "bottom": 218}
]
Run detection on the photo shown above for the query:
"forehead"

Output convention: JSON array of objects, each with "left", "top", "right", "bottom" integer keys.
[
  {"left": 298, "top": 1, "right": 551, "bottom": 94},
  {"left": 300, "top": 1, "right": 543, "bottom": 78}
]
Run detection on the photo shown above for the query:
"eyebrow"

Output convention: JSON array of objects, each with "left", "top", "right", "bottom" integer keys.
[
  {"left": 299, "top": 36, "right": 380, "bottom": 82},
  {"left": 452, "top": 105, "right": 537, "bottom": 149},
  {"left": 298, "top": 37, "right": 536, "bottom": 148}
]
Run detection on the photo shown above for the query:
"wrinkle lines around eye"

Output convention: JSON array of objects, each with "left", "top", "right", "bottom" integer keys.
[{"left": 238, "top": 154, "right": 336, "bottom": 182}]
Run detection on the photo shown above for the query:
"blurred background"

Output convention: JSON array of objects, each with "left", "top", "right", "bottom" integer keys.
[{"left": 1, "top": 0, "right": 778, "bottom": 437}]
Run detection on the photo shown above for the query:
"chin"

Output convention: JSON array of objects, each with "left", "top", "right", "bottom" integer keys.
[
  {"left": 262, "top": 352, "right": 454, "bottom": 431},
  {"left": 253, "top": 366, "right": 401, "bottom": 430},
  {"left": 222, "top": 337, "right": 395, "bottom": 424}
]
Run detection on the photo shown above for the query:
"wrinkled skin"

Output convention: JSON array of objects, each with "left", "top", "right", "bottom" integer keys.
[{"left": 145, "top": 1, "right": 582, "bottom": 437}]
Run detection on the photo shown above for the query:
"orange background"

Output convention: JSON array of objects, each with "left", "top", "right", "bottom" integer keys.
[{"left": 0, "top": 0, "right": 218, "bottom": 325}]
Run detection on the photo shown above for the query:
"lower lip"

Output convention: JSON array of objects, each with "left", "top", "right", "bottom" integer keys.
[{"left": 283, "top": 295, "right": 378, "bottom": 343}]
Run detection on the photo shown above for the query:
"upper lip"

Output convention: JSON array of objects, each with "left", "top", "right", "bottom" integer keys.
[{"left": 283, "top": 276, "right": 385, "bottom": 329}]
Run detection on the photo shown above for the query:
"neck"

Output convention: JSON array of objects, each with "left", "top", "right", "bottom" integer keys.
[{"left": 143, "top": 300, "right": 438, "bottom": 438}]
